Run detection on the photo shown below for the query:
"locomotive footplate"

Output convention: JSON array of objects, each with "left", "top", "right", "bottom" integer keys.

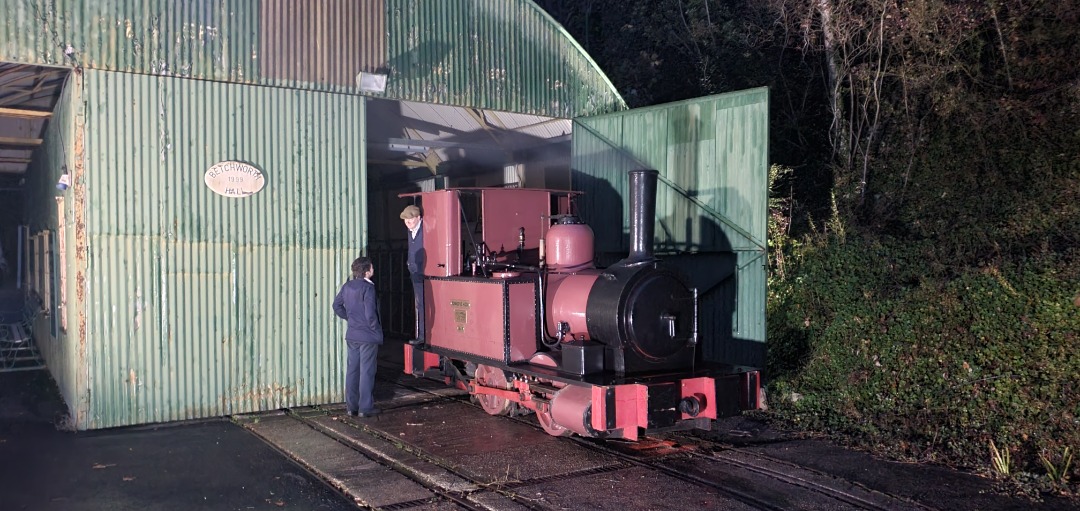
[{"left": 404, "top": 343, "right": 761, "bottom": 441}]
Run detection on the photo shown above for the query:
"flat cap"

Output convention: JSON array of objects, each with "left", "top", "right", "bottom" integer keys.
[{"left": 400, "top": 205, "right": 421, "bottom": 219}]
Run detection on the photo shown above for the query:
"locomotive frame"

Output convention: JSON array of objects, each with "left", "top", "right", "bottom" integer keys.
[{"left": 402, "top": 169, "right": 761, "bottom": 440}]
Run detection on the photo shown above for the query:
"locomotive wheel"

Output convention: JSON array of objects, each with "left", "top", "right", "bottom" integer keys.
[
  {"left": 536, "top": 403, "right": 572, "bottom": 437},
  {"left": 527, "top": 352, "right": 572, "bottom": 437},
  {"left": 473, "top": 364, "right": 513, "bottom": 416}
]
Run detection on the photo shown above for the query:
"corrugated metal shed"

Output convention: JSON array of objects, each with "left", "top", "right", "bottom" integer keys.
[
  {"left": 570, "top": 88, "right": 769, "bottom": 366},
  {"left": 0, "top": 0, "right": 624, "bottom": 118},
  {"left": 22, "top": 69, "right": 367, "bottom": 429}
]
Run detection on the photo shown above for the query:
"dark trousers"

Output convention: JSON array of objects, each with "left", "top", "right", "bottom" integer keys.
[
  {"left": 412, "top": 276, "right": 425, "bottom": 340},
  {"left": 345, "top": 342, "right": 380, "bottom": 413}
]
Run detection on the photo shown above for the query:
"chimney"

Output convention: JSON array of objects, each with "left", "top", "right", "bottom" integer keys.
[{"left": 626, "top": 169, "right": 659, "bottom": 263}]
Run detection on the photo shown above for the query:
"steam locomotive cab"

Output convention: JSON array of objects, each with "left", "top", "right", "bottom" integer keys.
[{"left": 404, "top": 170, "right": 761, "bottom": 440}]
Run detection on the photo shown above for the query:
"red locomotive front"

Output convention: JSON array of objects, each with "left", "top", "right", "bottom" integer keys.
[{"left": 403, "top": 170, "right": 761, "bottom": 440}]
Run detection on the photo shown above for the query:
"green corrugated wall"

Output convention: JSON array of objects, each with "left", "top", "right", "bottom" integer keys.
[
  {"left": 22, "top": 73, "right": 83, "bottom": 418},
  {"left": 74, "top": 69, "right": 365, "bottom": 429},
  {"left": 384, "top": 0, "right": 623, "bottom": 117},
  {"left": 571, "top": 88, "right": 769, "bottom": 366},
  {"left": 0, "top": 0, "right": 625, "bottom": 118}
]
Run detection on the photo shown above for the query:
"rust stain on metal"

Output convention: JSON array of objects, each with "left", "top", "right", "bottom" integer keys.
[
  {"left": 72, "top": 77, "right": 90, "bottom": 430},
  {"left": 220, "top": 383, "right": 300, "bottom": 409},
  {"left": 133, "top": 287, "right": 142, "bottom": 331}
]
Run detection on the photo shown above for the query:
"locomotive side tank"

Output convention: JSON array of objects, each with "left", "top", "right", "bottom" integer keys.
[{"left": 403, "top": 169, "right": 761, "bottom": 440}]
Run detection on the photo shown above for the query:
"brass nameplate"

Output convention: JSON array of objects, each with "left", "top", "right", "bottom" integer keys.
[{"left": 453, "top": 299, "right": 469, "bottom": 332}]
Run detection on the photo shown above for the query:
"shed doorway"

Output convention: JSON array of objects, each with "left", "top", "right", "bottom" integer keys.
[
  {"left": 0, "top": 62, "right": 70, "bottom": 372},
  {"left": 363, "top": 98, "right": 573, "bottom": 338}
]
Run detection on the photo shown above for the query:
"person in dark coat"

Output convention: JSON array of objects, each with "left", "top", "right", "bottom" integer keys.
[
  {"left": 332, "top": 256, "right": 383, "bottom": 417},
  {"left": 400, "top": 205, "right": 425, "bottom": 345}
]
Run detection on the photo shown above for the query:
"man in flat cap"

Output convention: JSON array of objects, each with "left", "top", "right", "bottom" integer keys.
[{"left": 400, "top": 205, "right": 425, "bottom": 345}]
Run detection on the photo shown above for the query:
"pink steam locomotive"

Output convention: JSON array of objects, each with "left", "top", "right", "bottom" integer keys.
[{"left": 403, "top": 169, "right": 761, "bottom": 440}]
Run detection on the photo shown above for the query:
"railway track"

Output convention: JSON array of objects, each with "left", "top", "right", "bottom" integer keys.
[
  {"left": 523, "top": 414, "right": 930, "bottom": 511},
  {"left": 685, "top": 446, "right": 939, "bottom": 511},
  {"left": 235, "top": 370, "right": 936, "bottom": 510},
  {"left": 238, "top": 385, "right": 507, "bottom": 510}
]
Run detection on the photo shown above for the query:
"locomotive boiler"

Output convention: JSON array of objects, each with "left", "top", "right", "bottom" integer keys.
[{"left": 403, "top": 169, "right": 761, "bottom": 440}]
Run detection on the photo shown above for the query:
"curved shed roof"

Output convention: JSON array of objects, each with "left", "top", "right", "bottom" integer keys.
[{"left": 0, "top": 0, "right": 626, "bottom": 118}]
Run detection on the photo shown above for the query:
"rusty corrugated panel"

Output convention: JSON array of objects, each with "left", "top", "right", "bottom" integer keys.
[
  {"left": 260, "top": 0, "right": 385, "bottom": 88},
  {"left": 571, "top": 88, "right": 769, "bottom": 363},
  {"left": 78, "top": 69, "right": 366, "bottom": 429},
  {"left": 1, "top": 0, "right": 624, "bottom": 117}
]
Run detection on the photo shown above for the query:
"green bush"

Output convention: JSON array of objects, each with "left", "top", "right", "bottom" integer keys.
[{"left": 766, "top": 235, "right": 1080, "bottom": 489}]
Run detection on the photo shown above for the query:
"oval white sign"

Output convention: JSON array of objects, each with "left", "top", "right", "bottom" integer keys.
[{"left": 204, "top": 161, "right": 265, "bottom": 198}]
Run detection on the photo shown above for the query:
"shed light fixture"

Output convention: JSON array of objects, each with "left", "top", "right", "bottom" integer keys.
[
  {"left": 56, "top": 167, "right": 71, "bottom": 191},
  {"left": 388, "top": 142, "right": 428, "bottom": 153},
  {"left": 357, "top": 72, "right": 387, "bottom": 93}
]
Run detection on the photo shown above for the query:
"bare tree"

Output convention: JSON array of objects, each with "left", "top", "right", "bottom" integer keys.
[{"left": 759, "top": 0, "right": 1006, "bottom": 219}]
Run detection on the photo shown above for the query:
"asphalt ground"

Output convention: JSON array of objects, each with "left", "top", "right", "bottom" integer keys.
[{"left": 0, "top": 369, "right": 356, "bottom": 511}]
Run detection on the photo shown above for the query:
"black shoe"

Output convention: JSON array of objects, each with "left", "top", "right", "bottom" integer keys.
[
  {"left": 407, "top": 338, "right": 425, "bottom": 346},
  {"left": 356, "top": 409, "right": 381, "bottom": 418},
  {"left": 346, "top": 410, "right": 358, "bottom": 417}
]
